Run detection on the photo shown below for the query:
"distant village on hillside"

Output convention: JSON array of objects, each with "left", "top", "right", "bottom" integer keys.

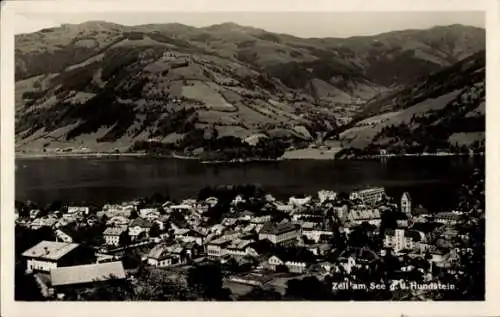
[{"left": 15, "top": 170, "right": 484, "bottom": 301}]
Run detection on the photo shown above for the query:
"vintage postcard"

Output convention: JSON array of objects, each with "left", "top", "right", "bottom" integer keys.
[{"left": 1, "top": 0, "right": 499, "bottom": 316}]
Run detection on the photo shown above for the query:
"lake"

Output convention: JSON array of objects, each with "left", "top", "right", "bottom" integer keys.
[{"left": 15, "top": 156, "right": 483, "bottom": 211}]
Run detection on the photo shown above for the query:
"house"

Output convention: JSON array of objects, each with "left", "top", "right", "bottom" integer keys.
[
  {"left": 30, "top": 217, "right": 58, "bottom": 230},
  {"left": 174, "top": 228, "right": 205, "bottom": 245},
  {"left": 346, "top": 207, "right": 381, "bottom": 226},
  {"left": 154, "top": 215, "right": 170, "bottom": 231},
  {"left": 291, "top": 210, "right": 323, "bottom": 222},
  {"left": 238, "top": 210, "right": 256, "bottom": 221},
  {"left": 258, "top": 222, "right": 300, "bottom": 246},
  {"left": 307, "top": 244, "right": 334, "bottom": 257},
  {"left": 22, "top": 241, "right": 91, "bottom": 273},
  {"left": 205, "top": 197, "right": 219, "bottom": 207},
  {"left": 317, "top": 261, "right": 335, "bottom": 275},
  {"left": 318, "top": 190, "right": 337, "bottom": 203},
  {"left": 29, "top": 209, "right": 41, "bottom": 219},
  {"left": 54, "top": 229, "right": 73, "bottom": 243},
  {"left": 102, "top": 204, "right": 134, "bottom": 218},
  {"left": 288, "top": 196, "right": 312, "bottom": 207},
  {"left": 250, "top": 215, "right": 272, "bottom": 224},
  {"left": 434, "top": 212, "right": 460, "bottom": 225},
  {"left": 221, "top": 217, "right": 238, "bottom": 227},
  {"left": 231, "top": 195, "right": 246, "bottom": 206},
  {"left": 147, "top": 245, "right": 177, "bottom": 267},
  {"left": 332, "top": 205, "right": 349, "bottom": 221},
  {"left": 103, "top": 227, "right": 127, "bottom": 246},
  {"left": 349, "top": 187, "right": 385, "bottom": 205},
  {"left": 267, "top": 255, "right": 307, "bottom": 274},
  {"left": 384, "top": 229, "right": 429, "bottom": 254},
  {"left": 209, "top": 224, "right": 225, "bottom": 235},
  {"left": 225, "top": 239, "right": 255, "bottom": 257},
  {"left": 206, "top": 236, "right": 232, "bottom": 259},
  {"left": 274, "top": 202, "right": 294, "bottom": 213},
  {"left": 128, "top": 218, "right": 153, "bottom": 241},
  {"left": 336, "top": 247, "right": 381, "bottom": 274},
  {"left": 139, "top": 208, "right": 159, "bottom": 219},
  {"left": 169, "top": 204, "right": 194, "bottom": 213},
  {"left": 301, "top": 222, "right": 334, "bottom": 243},
  {"left": 106, "top": 215, "right": 130, "bottom": 227},
  {"left": 50, "top": 261, "right": 126, "bottom": 296},
  {"left": 67, "top": 206, "right": 90, "bottom": 215}
]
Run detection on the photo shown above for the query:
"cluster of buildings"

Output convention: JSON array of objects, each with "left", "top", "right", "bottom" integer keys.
[{"left": 16, "top": 185, "right": 471, "bottom": 300}]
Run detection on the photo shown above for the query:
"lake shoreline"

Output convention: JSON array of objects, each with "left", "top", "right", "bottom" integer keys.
[{"left": 15, "top": 151, "right": 484, "bottom": 162}]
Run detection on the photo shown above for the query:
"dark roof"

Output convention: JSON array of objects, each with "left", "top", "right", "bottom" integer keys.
[
  {"left": 404, "top": 230, "right": 424, "bottom": 242},
  {"left": 435, "top": 212, "right": 461, "bottom": 220},
  {"left": 413, "top": 207, "right": 429, "bottom": 215},
  {"left": 337, "top": 247, "right": 380, "bottom": 263},
  {"left": 259, "top": 222, "right": 298, "bottom": 235},
  {"left": 147, "top": 244, "right": 174, "bottom": 260},
  {"left": 273, "top": 246, "right": 315, "bottom": 263},
  {"left": 50, "top": 262, "right": 126, "bottom": 287},
  {"left": 129, "top": 217, "right": 153, "bottom": 228}
]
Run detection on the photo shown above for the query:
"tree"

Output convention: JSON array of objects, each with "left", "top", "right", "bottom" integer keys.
[
  {"left": 149, "top": 222, "right": 160, "bottom": 238},
  {"left": 119, "top": 231, "right": 131, "bottom": 247},
  {"left": 238, "top": 287, "right": 282, "bottom": 301},
  {"left": 122, "top": 249, "right": 143, "bottom": 270},
  {"left": 47, "top": 200, "right": 62, "bottom": 213},
  {"left": 187, "top": 263, "right": 231, "bottom": 300},
  {"left": 130, "top": 209, "right": 139, "bottom": 219},
  {"left": 285, "top": 276, "right": 332, "bottom": 300}
]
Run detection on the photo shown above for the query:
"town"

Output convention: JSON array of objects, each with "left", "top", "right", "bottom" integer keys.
[{"left": 14, "top": 169, "right": 484, "bottom": 301}]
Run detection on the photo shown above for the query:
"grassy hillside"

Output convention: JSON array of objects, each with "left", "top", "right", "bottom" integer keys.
[
  {"left": 14, "top": 22, "right": 485, "bottom": 159},
  {"left": 336, "top": 50, "right": 485, "bottom": 158}
]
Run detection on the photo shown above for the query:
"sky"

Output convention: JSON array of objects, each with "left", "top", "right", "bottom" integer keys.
[{"left": 14, "top": 11, "right": 484, "bottom": 38}]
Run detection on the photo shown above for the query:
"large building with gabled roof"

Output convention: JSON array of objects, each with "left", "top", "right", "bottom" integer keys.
[{"left": 22, "top": 240, "right": 92, "bottom": 273}]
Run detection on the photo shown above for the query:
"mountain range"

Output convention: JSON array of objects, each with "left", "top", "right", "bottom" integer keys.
[{"left": 14, "top": 21, "right": 485, "bottom": 159}]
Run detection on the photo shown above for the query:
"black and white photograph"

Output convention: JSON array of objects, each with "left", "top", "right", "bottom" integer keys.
[{"left": 1, "top": 0, "right": 497, "bottom": 313}]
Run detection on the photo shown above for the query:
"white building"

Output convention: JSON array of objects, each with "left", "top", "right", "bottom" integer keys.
[
  {"left": 258, "top": 222, "right": 300, "bottom": 246},
  {"left": 347, "top": 207, "right": 381, "bottom": 226},
  {"left": 128, "top": 218, "right": 152, "bottom": 241},
  {"left": 349, "top": 187, "right": 385, "bottom": 205},
  {"left": 67, "top": 206, "right": 90, "bottom": 215},
  {"left": 289, "top": 196, "right": 312, "bottom": 207},
  {"left": 206, "top": 237, "right": 232, "bottom": 258},
  {"left": 332, "top": 205, "right": 349, "bottom": 221},
  {"left": 103, "top": 227, "right": 127, "bottom": 246},
  {"left": 225, "top": 239, "right": 255, "bottom": 257},
  {"left": 146, "top": 245, "right": 174, "bottom": 267},
  {"left": 54, "top": 229, "right": 73, "bottom": 243},
  {"left": 384, "top": 229, "right": 429, "bottom": 254},
  {"left": 174, "top": 229, "right": 205, "bottom": 245},
  {"left": 318, "top": 190, "right": 337, "bottom": 203},
  {"left": 231, "top": 195, "right": 246, "bottom": 206},
  {"left": 267, "top": 255, "right": 307, "bottom": 274},
  {"left": 22, "top": 241, "right": 81, "bottom": 273}
]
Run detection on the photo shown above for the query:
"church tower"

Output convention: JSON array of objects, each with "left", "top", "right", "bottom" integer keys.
[{"left": 401, "top": 192, "right": 412, "bottom": 217}]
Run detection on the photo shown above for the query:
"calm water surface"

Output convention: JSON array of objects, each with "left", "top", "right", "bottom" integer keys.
[{"left": 15, "top": 156, "right": 483, "bottom": 211}]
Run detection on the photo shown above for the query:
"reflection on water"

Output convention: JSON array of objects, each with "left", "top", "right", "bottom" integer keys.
[{"left": 15, "top": 156, "right": 483, "bottom": 211}]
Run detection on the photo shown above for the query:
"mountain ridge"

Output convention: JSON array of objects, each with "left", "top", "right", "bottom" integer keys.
[{"left": 15, "top": 21, "right": 485, "bottom": 159}]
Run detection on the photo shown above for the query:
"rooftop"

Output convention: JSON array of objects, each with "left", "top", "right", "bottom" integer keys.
[
  {"left": 259, "top": 222, "right": 299, "bottom": 235},
  {"left": 50, "top": 261, "right": 126, "bottom": 287},
  {"left": 103, "top": 227, "right": 127, "bottom": 236},
  {"left": 129, "top": 217, "right": 153, "bottom": 228},
  {"left": 22, "top": 240, "right": 80, "bottom": 261}
]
